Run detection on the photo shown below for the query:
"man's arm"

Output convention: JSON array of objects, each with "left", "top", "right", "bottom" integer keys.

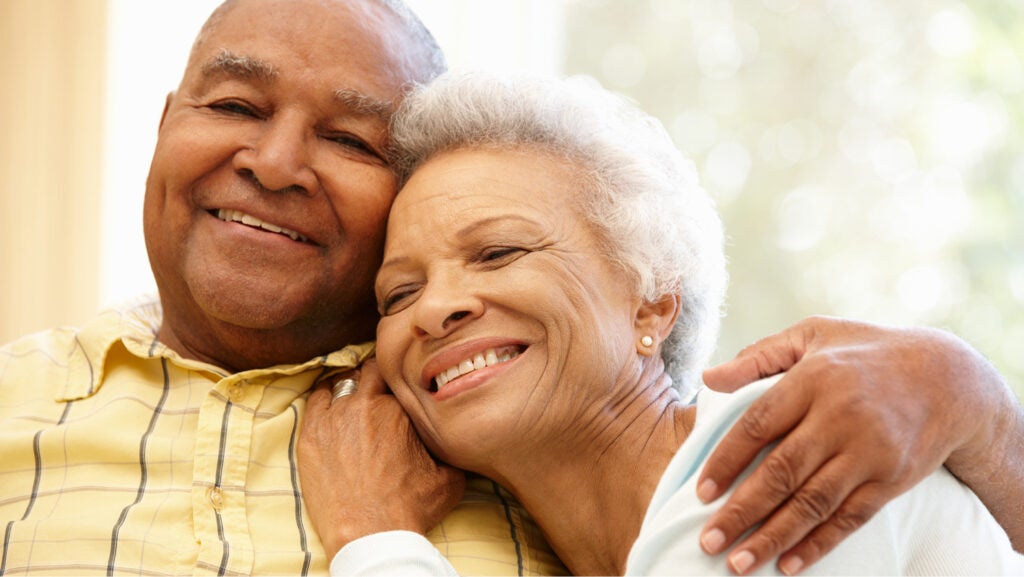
[{"left": 695, "top": 316, "right": 1024, "bottom": 575}]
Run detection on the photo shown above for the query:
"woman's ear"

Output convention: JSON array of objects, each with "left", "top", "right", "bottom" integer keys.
[{"left": 634, "top": 293, "right": 681, "bottom": 356}]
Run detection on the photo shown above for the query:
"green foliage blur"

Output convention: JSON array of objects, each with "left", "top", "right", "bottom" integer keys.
[{"left": 564, "top": 0, "right": 1024, "bottom": 401}]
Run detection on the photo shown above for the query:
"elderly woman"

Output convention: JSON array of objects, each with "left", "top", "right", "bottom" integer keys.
[{"left": 300, "top": 71, "right": 1023, "bottom": 576}]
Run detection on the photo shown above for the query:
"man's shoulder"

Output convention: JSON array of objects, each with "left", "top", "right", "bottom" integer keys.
[
  {"left": 0, "top": 295, "right": 162, "bottom": 401},
  {"left": 2, "top": 295, "right": 160, "bottom": 352}
]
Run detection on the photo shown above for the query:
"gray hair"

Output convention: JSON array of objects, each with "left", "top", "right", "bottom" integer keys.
[
  {"left": 389, "top": 71, "right": 727, "bottom": 397},
  {"left": 373, "top": 0, "right": 447, "bottom": 80},
  {"left": 194, "top": 0, "right": 447, "bottom": 84}
]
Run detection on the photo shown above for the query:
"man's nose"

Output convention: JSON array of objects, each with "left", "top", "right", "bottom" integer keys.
[{"left": 233, "top": 115, "right": 318, "bottom": 194}]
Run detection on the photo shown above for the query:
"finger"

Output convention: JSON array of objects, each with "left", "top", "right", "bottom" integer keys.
[
  {"left": 298, "top": 386, "right": 334, "bottom": 454},
  {"left": 358, "top": 358, "right": 388, "bottom": 395},
  {"left": 775, "top": 484, "right": 886, "bottom": 576},
  {"left": 703, "top": 324, "right": 811, "bottom": 393},
  {"left": 702, "top": 426, "right": 839, "bottom": 556},
  {"left": 722, "top": 457, "right": 862, "bottom": 575},
  {"left": 327, "top": 372, "right": 361, "bottom": 406},
  {"left": 306, "top": 381, "right": 333, "bottom": 412},
  {"left": 703, "top": 356, "right": 772, "bottom": 393},
  {"left": 697, "top": 374, "right": 813, "bottom": 504}
]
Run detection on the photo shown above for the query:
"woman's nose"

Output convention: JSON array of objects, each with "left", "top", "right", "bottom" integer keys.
[{"left": 411, "top": 279, "right": 483, "bottom": 339}]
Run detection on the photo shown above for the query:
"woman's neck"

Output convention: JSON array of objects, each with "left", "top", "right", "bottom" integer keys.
[{"left": 488, "top": 374, "right": 698, "bottom": 575}]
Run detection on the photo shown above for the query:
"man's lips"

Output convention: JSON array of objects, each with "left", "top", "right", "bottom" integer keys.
[
  {"left": 213, "top": 208, "right": 311, "bottom": 243},
  {"left": 429, "top": 345, "right": 526, "bottom": 392}
]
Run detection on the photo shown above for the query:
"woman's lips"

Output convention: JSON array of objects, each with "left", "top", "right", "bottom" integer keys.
[{"left": 431, "top": 345, "right": 525, "bottom": 392}]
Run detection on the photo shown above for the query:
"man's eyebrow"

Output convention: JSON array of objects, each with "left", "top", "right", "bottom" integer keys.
[
  {"left": 333, "top": 88, "right": 395, "bottom": 122},
  {"left": 201, "top": 49, "right": 278, "bottom": 82},
  {"left": 198, "top": 50, "right": 392, "bottom": 122}
]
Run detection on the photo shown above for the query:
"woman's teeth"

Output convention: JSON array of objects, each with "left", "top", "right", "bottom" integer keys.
[
  {"left": 434, "top": 346, "right": 521, "bottom": 390},
  {"left": 216, "top": 209, "right": 308, "bottom": 243}
]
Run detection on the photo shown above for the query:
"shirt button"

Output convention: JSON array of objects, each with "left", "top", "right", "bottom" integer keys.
[
  {"left": 207, "top": 487, "right": 224, "bottom": 510},
  {"left": 228, "top": 383, "right": 245, "bottom": 402}
]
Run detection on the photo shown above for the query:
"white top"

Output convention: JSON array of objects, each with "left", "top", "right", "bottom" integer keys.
[
  {"left": 333, "top": 379, "right": 1024, "bottom": 575},
  {"left": 627, "top": 379, "right": 1024, "bottom": 575}
]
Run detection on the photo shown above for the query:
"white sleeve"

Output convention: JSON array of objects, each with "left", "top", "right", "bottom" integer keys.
[{"left": 330, "top": 531, "right": 459, "bottom": 576}]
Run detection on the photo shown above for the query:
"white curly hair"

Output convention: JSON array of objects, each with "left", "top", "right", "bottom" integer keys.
[{"left": 388, "top": 71, "right": 727, "bottom": 398}]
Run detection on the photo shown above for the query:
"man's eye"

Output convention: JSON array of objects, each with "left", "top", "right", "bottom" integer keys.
[
  {"left": 327, "top": 133, "right": 380, "bottom": 155},
  {"left": 210, "top": 100, "right": 259, "bottom": 117}
]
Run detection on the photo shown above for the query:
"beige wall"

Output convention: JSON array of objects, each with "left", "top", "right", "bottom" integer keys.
[{"left": 0, "top": 0, "right": 106, "bottom": 343}]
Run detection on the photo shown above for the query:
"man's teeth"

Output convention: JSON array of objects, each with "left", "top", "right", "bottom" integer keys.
[
  {"left": 434, "top": 347, "right": 521, "bottom": 390},
  {"left": 216, "top": 209, "right": 308, "bottom": 242}
]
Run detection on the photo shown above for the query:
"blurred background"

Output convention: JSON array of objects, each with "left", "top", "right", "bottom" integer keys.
[{"left": 2, "top": 0, "right": 1021, "bottom": 401}]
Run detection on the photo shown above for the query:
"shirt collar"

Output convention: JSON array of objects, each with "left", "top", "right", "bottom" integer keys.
[{"left": 58, "top": 294, "right": 375, "bottom": 401}]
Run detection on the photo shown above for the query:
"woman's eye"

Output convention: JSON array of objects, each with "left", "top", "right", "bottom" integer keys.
[
  {"left": 380, "top": 287, "right": 418, "bottom": 315},
  {"left": 481, "top": 247, "right": 522, "bottom": 262}
]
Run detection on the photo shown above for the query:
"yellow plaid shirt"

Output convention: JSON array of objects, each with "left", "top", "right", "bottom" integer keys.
[{"left": 0, "top": 297, "right": 566, "bottom": 576}]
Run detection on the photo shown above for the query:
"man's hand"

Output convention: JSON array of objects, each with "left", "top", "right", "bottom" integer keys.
[
  {"left": 297, "top": 358, "right": 465, "bottom": 560},
  {"left": 696, "top": 315, "right": 1024, "bottom": 575}
]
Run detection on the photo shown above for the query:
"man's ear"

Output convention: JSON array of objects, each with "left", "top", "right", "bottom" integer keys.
[
  {"left": 634, "top": 293, "right": 681, "bottom": 355},
  {"left": 158, "top": 91, "right": 176, "bottom": 129}
]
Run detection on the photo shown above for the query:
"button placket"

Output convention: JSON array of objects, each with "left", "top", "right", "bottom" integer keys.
[
  {"left": 207, "top": 486, "right": 224, "bottom": 511},
  {"left": 228, "top": 382, "right": 246, "bottom": 403}
]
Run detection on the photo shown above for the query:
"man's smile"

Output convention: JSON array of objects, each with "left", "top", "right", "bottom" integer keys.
[{"left": 213, "top": 208, "right": 311, "bottom": 243}]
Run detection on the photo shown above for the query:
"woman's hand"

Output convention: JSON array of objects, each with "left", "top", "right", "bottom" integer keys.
[
  {"left": 298, "top": 358, "right": 466, "bottom": 560},
  {"left": 696, "top": 316, "right": 1024, "bottom": 575}
]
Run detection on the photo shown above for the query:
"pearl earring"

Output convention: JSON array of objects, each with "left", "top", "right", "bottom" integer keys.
[{"left": 641, "top": 335, "right": 654, "bottom": 347}]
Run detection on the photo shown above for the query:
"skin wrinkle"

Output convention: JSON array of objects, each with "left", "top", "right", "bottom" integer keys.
[
  {"left": 195, "top": 52, "right": 394, "bottom": 165},
  {"left": 525, "top": 271, "right": 608, "bottom": 443},
  {"left": 373, "top": 145, "right": 701, "bottom": 573},
  {"left": 497, "top": 243, "right": 661, "bottom": 467},
  {"left": 379, "top": 149, "right": 642, "bottom": 452},
  {"left": 595, "top": 367, "right": 681, "bottom": 462},
  {"left": 575, "top": 313, "right": 634, "bottom": 444},
  {"left": 145, "top": 0, "right": 422, "bottom": 372}
]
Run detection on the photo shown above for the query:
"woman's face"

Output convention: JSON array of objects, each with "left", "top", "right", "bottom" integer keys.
[{"left": 375, "top": 147, "right": 649, "bottom": 470}]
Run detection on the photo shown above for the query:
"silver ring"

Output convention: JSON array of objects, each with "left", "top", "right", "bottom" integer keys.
[{"left": 331, "top": 378, "right": 358, "bottom": 401}]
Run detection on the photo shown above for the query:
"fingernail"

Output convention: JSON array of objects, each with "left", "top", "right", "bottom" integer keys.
[
  {"left": 729, "top": 550, "right": 755, "bottom": 575},
  {"left": 780, "top": 555, "right": 804, "bottom": 576},
  {"left": 697, "top": 478, "right": 718, "bottom": 503},
  {"left": 700, "top": 528, "right": 725, "bottom": 554}
]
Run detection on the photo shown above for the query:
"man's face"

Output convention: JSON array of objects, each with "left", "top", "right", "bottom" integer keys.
[{"left": 143, "top": 0, "right": 425, "bottom": 370}]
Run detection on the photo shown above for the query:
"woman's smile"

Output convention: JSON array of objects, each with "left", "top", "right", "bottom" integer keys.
[{"left": 431, "top": 345, "right": 525, "bottom": 391}]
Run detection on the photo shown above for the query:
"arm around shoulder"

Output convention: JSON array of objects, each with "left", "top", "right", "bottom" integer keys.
[{"left": 943, "top": 363, "right": 1024, "bottom": 552}]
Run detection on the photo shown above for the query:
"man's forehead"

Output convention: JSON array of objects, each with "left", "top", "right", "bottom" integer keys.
[
  {"left": 200, "top": 0, "right": 390, "bottom": 49},
  {"left": 189, "top": 0, "right": 407, "bottom": 115}
]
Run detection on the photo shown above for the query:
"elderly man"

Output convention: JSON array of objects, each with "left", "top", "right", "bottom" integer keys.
[{"left": 1, "top": 0, "right": 1021, "bottom": 575}]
